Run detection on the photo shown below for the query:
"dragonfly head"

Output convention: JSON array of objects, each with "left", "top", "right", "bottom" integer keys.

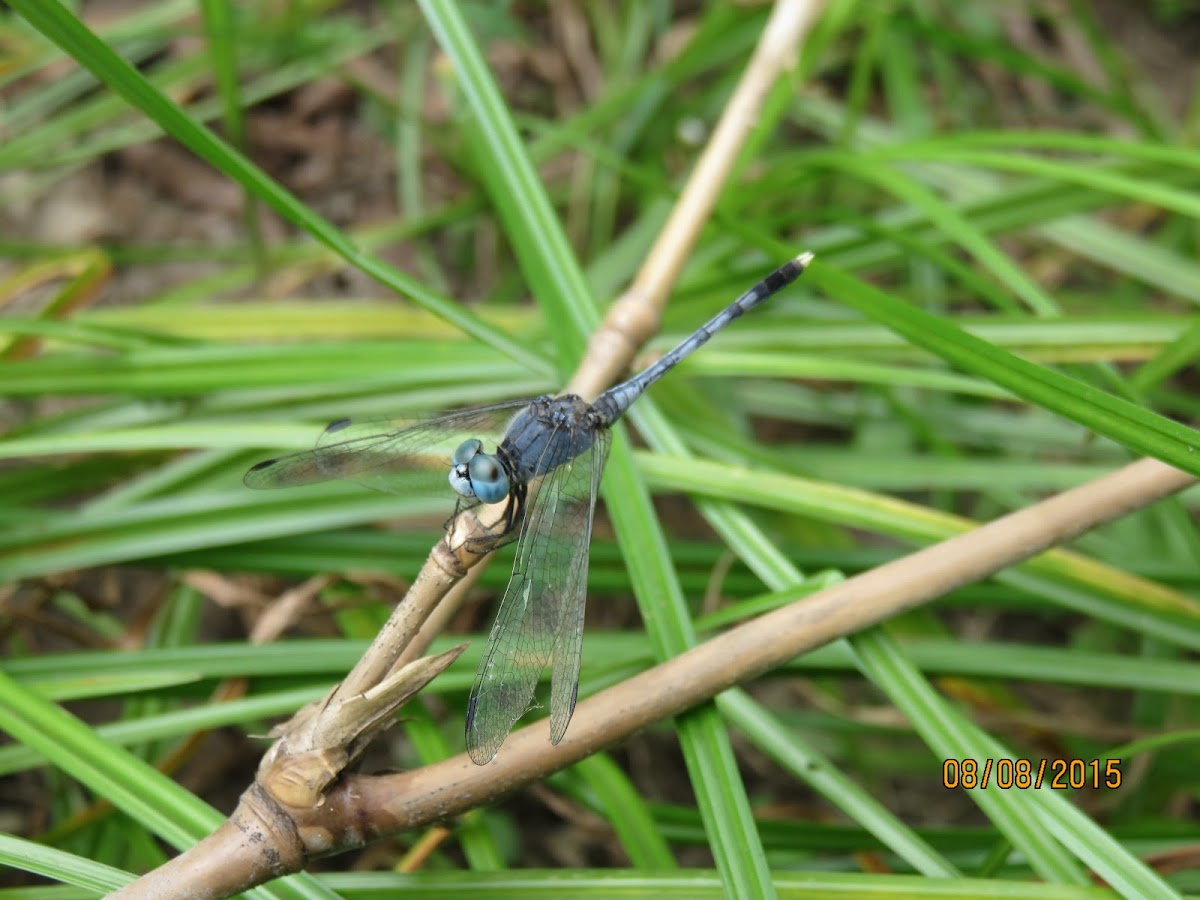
[{"left": 449, "top": 438, "right": 509, "bottom": 504}]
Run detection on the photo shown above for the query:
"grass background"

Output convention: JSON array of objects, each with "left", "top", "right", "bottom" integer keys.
[{"left": 2, "top": 1, "right": 1200, "bottom": 898}]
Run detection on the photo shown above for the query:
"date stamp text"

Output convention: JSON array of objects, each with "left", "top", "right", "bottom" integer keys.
[{"left": 942, "top": 758, "right": 1122, "bottom": 790}]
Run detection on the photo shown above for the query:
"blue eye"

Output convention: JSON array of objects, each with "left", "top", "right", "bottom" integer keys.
[
  {"left": 452, "top": 438, "right": 483, "bottom": 466},
  {"left": 468, "top": 453, "right": 509, "bottom": 503}
]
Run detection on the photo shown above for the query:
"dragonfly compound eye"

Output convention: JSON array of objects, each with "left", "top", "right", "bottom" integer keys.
[
  {"left": 452, "top": 438, "right": 484, "bottom": 466},
  {"left": 467, "top": 453, "right": 509, "bottom": 503}
]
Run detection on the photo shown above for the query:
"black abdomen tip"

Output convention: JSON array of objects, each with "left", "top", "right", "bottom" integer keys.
[
  {"left": 325, "top": 418, "right": 353, "bottom": 433},
  {"left": 777, "top": 251, "right": 813, "bottom": 285}
]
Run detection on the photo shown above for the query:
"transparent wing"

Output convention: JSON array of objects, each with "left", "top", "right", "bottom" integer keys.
[
  {"left": 243, "top": 399, "right": 533, "bottom": 495},
  {"left": 548, "top": 425, "right": 609, "bottom": 743},
  {"left": 465, "top": 423, "right": 610, "bottom": 764}
]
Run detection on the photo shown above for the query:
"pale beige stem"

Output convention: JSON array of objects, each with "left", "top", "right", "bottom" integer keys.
[
  {"left": 304, "top": 507, "right": 500, "bottom": 752},
  {"left": 571, "top": 0, "right": 826, "bottom": 400}
]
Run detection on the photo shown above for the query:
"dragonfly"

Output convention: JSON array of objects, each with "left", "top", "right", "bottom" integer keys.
[{"left": 244, "top": 251, "right": 812, "bottom": 764}]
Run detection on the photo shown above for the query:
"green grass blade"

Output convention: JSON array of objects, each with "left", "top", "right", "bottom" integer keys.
[
  {"left": 416, "top": 2, "right": 780, "bottom": 895},
  {"left": 0, "top": 670, "right": 334, "bottom": 899},
  {"left": 851, "top": 630, "right": 1087, "bottom": 883},
  {"left": 8, "top": 0, "right": 548, "bottom": 376},
  {"left": 810, "top": 261, "right": 1200, "bottom": 478},
  {"left": 418, "top": 0, "right": 598, "bottom": 367}
]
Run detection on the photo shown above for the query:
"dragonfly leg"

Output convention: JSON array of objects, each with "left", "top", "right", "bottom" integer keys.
[
  {"left": 456, "top": 484, "right": 525, "bottom": 555},
  {"left": 442, "top": 497, "right": 480, "bottom": 535}
]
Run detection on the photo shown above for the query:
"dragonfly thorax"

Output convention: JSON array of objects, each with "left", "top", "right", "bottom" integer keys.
[
  {"left": 501, "top": 395, "right": 599, "bottom": 481},
  {"left": 449, "top": 438, "right": 510, "bottom": 504}
]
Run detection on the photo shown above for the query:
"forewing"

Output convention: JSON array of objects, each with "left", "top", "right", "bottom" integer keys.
[
  {"left": 465, "top": 421, "right": 607, "bottom": 764},
  {"left": 243, "top": 399, "right": 531, "bottom": 495}
]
